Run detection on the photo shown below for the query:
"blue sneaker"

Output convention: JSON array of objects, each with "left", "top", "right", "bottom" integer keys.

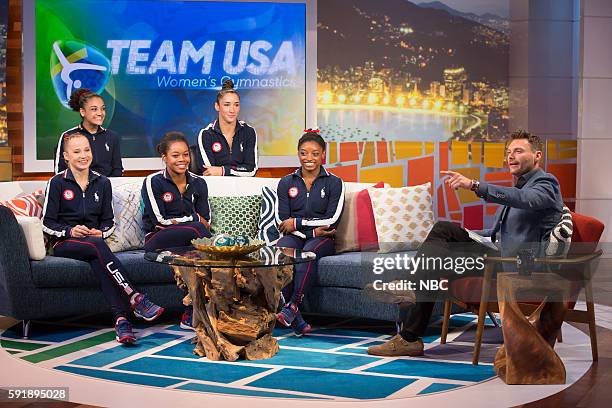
[
  {"left": 131, "top": 293, "right": 164, "bottom": 322},
  {"left": 180, "top": 306, "right": 194, "bottom": 331},
  {"left": 291, "top": 311, "right": 312, "bottom": 337},
  {"left": 115, "top": 319, "right": 136, "bottom": 344},
  {"left": 276, "top": 302, "right": 299, "bottom": 327}
]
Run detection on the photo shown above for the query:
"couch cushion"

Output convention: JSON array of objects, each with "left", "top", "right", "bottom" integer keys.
[
  {"left": 15, "top": 216, "right": 46, "bottom": 260},
  {"left": 316, "top": 251, "right": 417, "bottom": 289},
  {"left": 209, "top": 194, "right": 262, "bottom": 238},
  {"left": 257, "top": 186, "right": 280, "bottom": 245},
  {"left": 0, "top": 190, "right": 45, "bottom": 218},
  {"left": 106, "top": 181, "right": 146, "bottom": 252},
  {"left": 30, "top": 250, "right": 175, "bottom": 288},
  {"left": 369, "top": 183, "right": 434, "bottom": 253}
]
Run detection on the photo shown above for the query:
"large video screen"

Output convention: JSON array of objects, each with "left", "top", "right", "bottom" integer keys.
[{"left": 24, "top": 0, "right": 309, "bottom": 171}]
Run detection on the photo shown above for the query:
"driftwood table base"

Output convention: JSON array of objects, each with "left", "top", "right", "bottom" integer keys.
[
  {"left": 173, "top": 264, "right": 292, "bottom": 361},
  {"left": 494, "top": 273, "right": 571, "bottom": 384}
]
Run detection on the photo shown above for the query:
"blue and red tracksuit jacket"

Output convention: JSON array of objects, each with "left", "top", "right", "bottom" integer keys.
[
  {"left": 275, "top": 167, "right": 345, "bottom": 239},
  {"left": 54, "top": 124, "right": 123, "bottom": 177},
  {"left": 194, "top": 119, "right": 258, "bottom": 176},
  {"left": 141, "top": 169, "right": 211, "bottom": 233},
  {"left": 42, "top": 168, "right": 115, "bottom": 241}
]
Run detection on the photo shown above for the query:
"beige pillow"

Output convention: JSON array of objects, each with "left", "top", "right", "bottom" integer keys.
[
  {"left": 369, "top": 183, "right": 434, "bottom": 253},
  {"left": 334, "top": 190, "right": 359, "bottom": 253},
  {"left": 15, "top": 216, "right": 46, "bottom": 260},
  {"left": 106, "top": 182, "right": 146, "bottom": 252}
]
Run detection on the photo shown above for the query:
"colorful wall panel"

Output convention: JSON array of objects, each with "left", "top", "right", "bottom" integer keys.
[{"left": 327, "top": 140, "right": 577, "bottom": 230}]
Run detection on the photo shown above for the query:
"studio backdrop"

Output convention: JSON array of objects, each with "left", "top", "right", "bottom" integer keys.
[{"left": 23, "top": 0, "right": 313, "bottom": 171}]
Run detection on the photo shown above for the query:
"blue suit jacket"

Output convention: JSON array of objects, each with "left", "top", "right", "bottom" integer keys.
[{"left": 475, "top": 168, "right": 563, "bottom": 257}]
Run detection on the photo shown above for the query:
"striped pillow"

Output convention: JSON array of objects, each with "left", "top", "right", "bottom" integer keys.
[
  {"left": 546, "top": 206, "right": 573, "bottom": 256},
  {"left": 0, "top": 190, "right": 45, "bottom": 218},
  {"left": 257, "top": 186, "right": 280, "bottom": 245}
]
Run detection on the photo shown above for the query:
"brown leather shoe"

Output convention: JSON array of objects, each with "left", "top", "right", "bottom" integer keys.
[{"left": 367, "top": 334, "right": 424, "bottom": 357}]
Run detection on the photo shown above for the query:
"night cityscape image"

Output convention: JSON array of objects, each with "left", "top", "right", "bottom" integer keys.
[
  {"left": 0, "top": 0, "right": 7, "bottom": 146},
  {"left": 317, "top": 0, "right": 509, "bottom": 142}
]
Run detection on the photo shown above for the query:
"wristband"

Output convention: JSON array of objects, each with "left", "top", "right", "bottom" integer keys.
[{"left": 470, "top": 179, "right": 480, "bottom": 192}]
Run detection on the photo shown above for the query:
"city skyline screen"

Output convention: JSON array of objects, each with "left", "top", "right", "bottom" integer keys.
[
  {"left": 317, "top": 0, "right": 510, "bottom": 143},
  {"left": 0, "top": 0, "right": 7, "bottom": 146},
  {"left": 25, "top": 0, "right": 307, "bottom": 171}
]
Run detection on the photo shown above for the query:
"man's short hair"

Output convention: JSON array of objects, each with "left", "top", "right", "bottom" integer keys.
[{"left": 508, "top": 129, "right": 543, "bottom": 152}]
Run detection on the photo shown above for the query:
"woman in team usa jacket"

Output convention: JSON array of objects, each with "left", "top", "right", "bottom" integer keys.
[
  {"left": 54, "top": 88, "right": 123, "bottom": 177},
  {"left": 42, "top": 132, "right": 163, "bottom": 345},
  {"left": 193, "top": 79, "right": 258, "bottom": 177},
  {"left": 141, "top": 131, "right": 212, "bottom": 330},
  {"left": 274, "top": 130, "right": 345, "bottom": 336}
]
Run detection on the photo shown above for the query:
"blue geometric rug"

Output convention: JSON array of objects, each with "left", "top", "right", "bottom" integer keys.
[{"left": 0, "top": 314, "right": 500, "bottom": 400}]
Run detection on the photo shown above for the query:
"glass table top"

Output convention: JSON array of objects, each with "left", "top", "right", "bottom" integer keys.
[{"left": 144, "top": 245, "right": 316, "bottom": 269}]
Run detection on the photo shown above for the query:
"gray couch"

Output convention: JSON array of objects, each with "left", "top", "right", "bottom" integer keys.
[{"left": 0, "top": 205, "right": 431, "bottom": 337}]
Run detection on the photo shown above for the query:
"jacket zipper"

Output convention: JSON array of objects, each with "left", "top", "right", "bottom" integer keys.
[{"left": 300, "top": 176, "right": 317, "bottom": 218}]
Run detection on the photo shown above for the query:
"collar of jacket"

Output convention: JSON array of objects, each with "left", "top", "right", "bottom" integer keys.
[
  {"left": 78, "top": 123, "right": 106, "bottom": 135},
  {"left": 162, "top": 168, "right": 196, "bottom": 184},
  {"left": 211, "top": 119, "right": 245, "bottom": 136},
  {"left": 63, "top": 168, "right": 101, "bottom": 183},
  {"left": 516, "top": 167, "right": 542, "bottom": 188},
  {"left": 292, "top": 166, "right": 330, "bottom": 179}
]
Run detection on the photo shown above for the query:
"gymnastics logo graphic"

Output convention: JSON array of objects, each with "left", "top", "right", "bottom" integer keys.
[{"left": 50, "top": 40, "right": 111, "bottom": 108}]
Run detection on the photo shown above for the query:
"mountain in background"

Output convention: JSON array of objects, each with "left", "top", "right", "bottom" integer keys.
[
  {"left": 417, "top": 1, "right": 509, "bottom": 34},
  {"left": 318, "top": 0, "right": 508, "bottom": 84}
]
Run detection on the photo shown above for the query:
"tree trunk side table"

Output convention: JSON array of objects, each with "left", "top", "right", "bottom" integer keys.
[
  {"left": 145, "top": 246, "right": 315, "bottom": 361},
  {"left": 494, "top": 272, "right": 571, "bottom": 384}
]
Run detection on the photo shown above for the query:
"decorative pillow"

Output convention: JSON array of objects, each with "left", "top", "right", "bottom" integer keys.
[
  {"left": 334, "top": 190, "right": 359, "bottom": 253},
  {"left": 335, "top": 182, "right": 384, "bottom": 253},
  {"left": 369, "top": 183, "right": 434, "bottom": 253},
  {"left": 210, "top": 194, "right": 262, "bottom": 238},
  {"left": 546, "top": 206, "right": 573, "bottom": 256},
  {"left": 15, "top": 216, "right": 46, "bottom": 260},
  {"left": 106, "top": 182, "right": 146, "bottom": 252},
  {"left": 0, "top": 190, "right": 45, "bottom": 218},
  {"left": 356, "top": 182, "right": 385, "bottom": 251},
  {"left": 257, "top": 186, "right": 280, "bottom": 245}
]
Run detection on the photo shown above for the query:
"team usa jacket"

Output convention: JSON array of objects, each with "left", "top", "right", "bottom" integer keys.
[
  {"left": 55, "top": 124, "right": 123, "bottom": 177},
  {"left": 42, "top": 169, "right": 115, "bottom": 240},
  {"left": 194, "top": 120, "right": 258, "bottom": 177},
  {"left": 141, "top": 169, "right": 211, "bottom": 233},
  {"left": 275, "top": 167, "right": 345, "bottom": 239}
]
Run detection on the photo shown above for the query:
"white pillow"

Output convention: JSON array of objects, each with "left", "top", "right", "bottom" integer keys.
[
  {"left": 106, "top": 182, "right": 146, "bottom": 252},
  {"left": 369, "top": 183, "right": 434, "bottom": 253},
  {"left": 546, "top": 205, "right": 573, "bottom": 256},
  {"left": 15, "top": 216, "right": 46, "bottom": 260}
]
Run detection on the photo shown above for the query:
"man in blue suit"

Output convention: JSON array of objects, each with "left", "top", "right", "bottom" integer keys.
[{"left": 368, "top": 130, "right": 564, "bottom": 357}]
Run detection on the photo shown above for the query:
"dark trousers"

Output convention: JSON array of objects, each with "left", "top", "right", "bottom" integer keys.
[
  {"left": 277, "top": 234, "right": 336, "bottom": 304},
  {"left": 144, "top": 222, "right": 211, "bottom": 252},
  {"left": 401, "top": 221, "right": 498, "bottom": 338},
  {"left": 54, "top": 237, "right": 137, "bottom": 320}
]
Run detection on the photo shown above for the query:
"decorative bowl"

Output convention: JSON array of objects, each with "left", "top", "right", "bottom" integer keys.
[{"left": 191, "top": 237, "right": 266, "bottom": 256}]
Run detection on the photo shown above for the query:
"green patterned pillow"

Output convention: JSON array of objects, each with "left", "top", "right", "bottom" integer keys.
[{"left": 209, "top": 195, "right": 262, "bottom": 239}]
